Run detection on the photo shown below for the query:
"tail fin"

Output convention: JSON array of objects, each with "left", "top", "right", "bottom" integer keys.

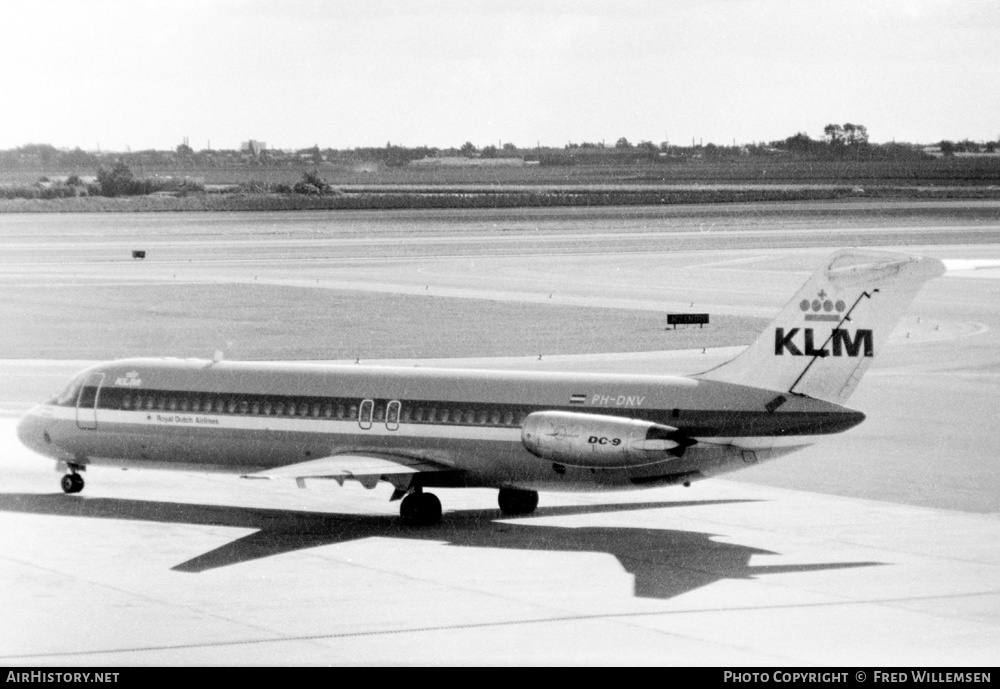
[{"left": 696, "top": 249, "right": 945, "bottom": 404}]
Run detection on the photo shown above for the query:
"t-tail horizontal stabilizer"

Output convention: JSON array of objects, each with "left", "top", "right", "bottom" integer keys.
[{"left": 696, "top": 249, "right": 945, "bottom": 404}]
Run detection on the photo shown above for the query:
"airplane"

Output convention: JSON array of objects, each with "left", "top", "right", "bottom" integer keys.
[{"left": 16, "top": 249, "right": 945, "bottom": 526}]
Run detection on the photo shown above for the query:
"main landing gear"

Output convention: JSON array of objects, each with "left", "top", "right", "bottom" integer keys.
[
  {"left": 60, "top": 469, "right": 84, "bottom": 494},
  {"left": 398, "top": 487, "right": 540, "bottom": 526},
  {"left": 498, "top": 488, "right": 539, "bottom": 516},
  {"left": 399, "top": 489, "right": 442, "bottom": 526}
]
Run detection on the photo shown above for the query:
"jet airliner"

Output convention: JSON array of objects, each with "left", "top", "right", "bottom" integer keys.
[{"left": 16, "top": 249, "right": 944, "bottom": 525}]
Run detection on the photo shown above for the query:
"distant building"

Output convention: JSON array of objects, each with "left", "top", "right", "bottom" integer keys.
[
  {"left": 410, "top": 156, "right": 529, "bottom": 167},
  {"left": 241, "top": 140, "right": 266, "bottom": 155}
]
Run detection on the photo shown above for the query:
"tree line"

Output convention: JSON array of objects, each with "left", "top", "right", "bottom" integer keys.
[{"left": 3, "top": 124, "right": 999, "bottom": 174}]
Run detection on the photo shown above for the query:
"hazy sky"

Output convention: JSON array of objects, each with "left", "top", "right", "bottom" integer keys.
[{"left": 2, "top": 0, "right": 998, "bottom": 151}]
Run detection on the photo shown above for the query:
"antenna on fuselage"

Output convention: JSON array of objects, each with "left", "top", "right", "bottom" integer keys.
[{"left": 212, "top": 349, "right": 224, "bottom": 364}]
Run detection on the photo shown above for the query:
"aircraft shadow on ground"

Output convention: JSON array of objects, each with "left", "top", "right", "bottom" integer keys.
[{"left": 0, "top": 493, "right": 882, "bottom": 600}]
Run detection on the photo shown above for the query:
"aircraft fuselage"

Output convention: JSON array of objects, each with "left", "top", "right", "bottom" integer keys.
[{"left": 17, "top": 357, "right": 863, "bottom": 492}]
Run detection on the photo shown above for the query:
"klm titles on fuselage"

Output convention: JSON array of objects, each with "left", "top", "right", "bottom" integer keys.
[{"left": 774, "top": 327, "right": 874, "bottom": 358}]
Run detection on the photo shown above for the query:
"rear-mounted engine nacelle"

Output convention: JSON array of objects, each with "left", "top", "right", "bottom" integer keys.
[{"left": 521, "top": 411, "right": 694, "bottom": 468}]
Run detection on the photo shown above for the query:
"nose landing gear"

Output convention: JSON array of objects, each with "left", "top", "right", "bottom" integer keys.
[{"left": 60, "top": 467, "right": 84, "bottom": 494}]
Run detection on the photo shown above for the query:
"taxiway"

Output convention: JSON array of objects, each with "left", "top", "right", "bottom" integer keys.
[{"left": 2, "top": 203, "right": 999, "bottom": 664}]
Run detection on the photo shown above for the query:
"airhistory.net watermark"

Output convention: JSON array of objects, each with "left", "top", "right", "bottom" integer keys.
[{"left": 6, "top": 673, "right": 119, "bottom": 683}]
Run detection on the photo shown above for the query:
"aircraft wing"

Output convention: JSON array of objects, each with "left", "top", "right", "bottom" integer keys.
[{"left": 241, "top": 452, "right": 455, "bottom": 489}]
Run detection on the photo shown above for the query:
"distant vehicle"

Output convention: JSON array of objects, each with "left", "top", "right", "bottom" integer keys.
[{"left": 17, "top": 250, "right": 944, "bottom": 525}]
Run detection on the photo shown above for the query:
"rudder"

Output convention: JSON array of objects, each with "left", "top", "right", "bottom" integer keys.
[{"left": 696, "top": 249, "right": 945, "bottom": 404}]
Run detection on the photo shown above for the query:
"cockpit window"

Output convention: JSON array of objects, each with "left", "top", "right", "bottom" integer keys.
[{"left": 48, "top": 374, "right": 86, "bottom": 406}]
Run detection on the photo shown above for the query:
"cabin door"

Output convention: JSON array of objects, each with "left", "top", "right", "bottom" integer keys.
[{"left": 76, "top": 372, "right": 105, "bottom": 430}]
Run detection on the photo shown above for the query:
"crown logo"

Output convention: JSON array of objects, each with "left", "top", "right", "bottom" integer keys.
[{"left": 799, "top": 289, "right": 846, "bottom": 315}]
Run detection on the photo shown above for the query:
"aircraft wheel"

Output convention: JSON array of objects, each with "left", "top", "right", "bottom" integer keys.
[
  {"left": 400, "top": 492, "right": 442, "bottom": 526},
  {"left": 498, "top": 488, "right": 538, "bottom": 515},
  {"left": 61, "top": 474, "right": 84, "bottom": 494}
]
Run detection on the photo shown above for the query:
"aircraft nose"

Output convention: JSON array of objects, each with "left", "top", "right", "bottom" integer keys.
[{"left": 17, "top": 408, "right": 50, "bottom": 455}]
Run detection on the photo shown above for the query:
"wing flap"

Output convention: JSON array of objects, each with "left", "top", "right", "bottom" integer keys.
[{"left": 242, "top": 452, "right": 453, "bottom": 483}]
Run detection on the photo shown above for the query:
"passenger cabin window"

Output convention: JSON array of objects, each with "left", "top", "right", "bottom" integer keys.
[{"left": 94, "top": 386, "right": 536, "bottom": 428}]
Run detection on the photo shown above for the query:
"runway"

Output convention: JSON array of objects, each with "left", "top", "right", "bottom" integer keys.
[{"left": 2, "top": 202, "right": 999, "bottom": 664}]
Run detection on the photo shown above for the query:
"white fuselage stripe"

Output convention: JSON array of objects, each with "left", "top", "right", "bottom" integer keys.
[{"left": 31, "top": 404, "right": 818, "bottom": 449}]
